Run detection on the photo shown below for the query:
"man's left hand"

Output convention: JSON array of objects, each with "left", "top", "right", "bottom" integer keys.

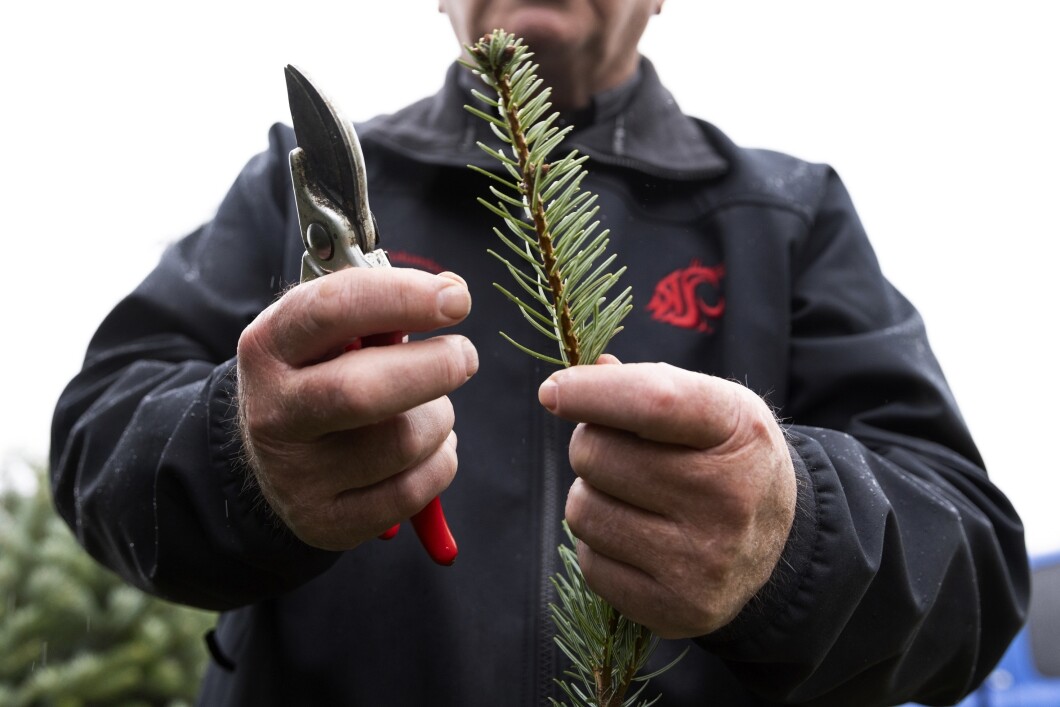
[{"left": 538, "top": 356, "right": 797, "bottom": 639}]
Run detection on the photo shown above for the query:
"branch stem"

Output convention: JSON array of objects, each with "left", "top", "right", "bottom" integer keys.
[
  {"left": 490, "top": 64, "right": 581, "bottom": 366},
  {"left": 464, "top": 32, "right": 673, "bottom": 706}
]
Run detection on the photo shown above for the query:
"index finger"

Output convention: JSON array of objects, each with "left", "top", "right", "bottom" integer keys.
[
  {"left": 260, "top": 268, "right": 472, "bottom": 366},
  {"left": 537, "top": 362, "right": 748, "bottom": 449}
]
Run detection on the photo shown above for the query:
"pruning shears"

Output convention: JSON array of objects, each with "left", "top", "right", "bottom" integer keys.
[{"left": 284, "top": 64, "right": 458, "bottom": 566}]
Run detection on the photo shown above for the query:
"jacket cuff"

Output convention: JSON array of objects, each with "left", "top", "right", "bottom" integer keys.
[
  {"left": 205, "top": 359, "right": 342, "bottom": 592},
  {"left": 696, "top": 432, "right": 819, "bottom": 646}
]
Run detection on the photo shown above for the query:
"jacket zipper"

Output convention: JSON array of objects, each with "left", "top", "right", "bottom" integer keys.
[{"left": 535, "top": 393, "right": 562, "bottom": 704}]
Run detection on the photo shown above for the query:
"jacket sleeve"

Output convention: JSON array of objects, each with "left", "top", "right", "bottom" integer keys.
[
  {"left": 49, "top": 124, "right": 340, "bottom": 611},
  {"left": 699, "top": 169, "right": 1029, "bottom": 706}
]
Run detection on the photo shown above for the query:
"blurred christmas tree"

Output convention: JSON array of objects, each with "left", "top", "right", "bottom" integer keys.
[{"left": 0, "top": 466, "right": 215, "bottom": 706}]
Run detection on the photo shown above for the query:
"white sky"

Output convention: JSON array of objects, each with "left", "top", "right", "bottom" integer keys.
[{"left": 1, "top": 2, "right": 1057, "bottom": 556}]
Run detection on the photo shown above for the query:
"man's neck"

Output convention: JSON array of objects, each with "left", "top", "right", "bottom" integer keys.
[{"left": 539, "top": 54, "right": 641, "bottom": 111}]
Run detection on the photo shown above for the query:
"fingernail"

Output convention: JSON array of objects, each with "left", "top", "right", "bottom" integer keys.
[
  {"left": 539, "top": 379, "right": 558, "bottom": 411},
  {"left": 437, "top": 271, "right": 467, "bottom": 287},
  {"left": 461, "top": 337, "right": 479, "bottom": 377},
  {"left": 438, "top": 284, "right": 471, "bottom": 320}
]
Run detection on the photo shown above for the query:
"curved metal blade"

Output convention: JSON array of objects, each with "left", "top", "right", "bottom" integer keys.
[{"left": 284, "top": 64, "right": 376, "bottom": 251}]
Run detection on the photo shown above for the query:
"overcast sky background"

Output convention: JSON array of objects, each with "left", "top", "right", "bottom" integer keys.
[{"left": 1, "top": 2, "right": 1057, "bottom": 555}]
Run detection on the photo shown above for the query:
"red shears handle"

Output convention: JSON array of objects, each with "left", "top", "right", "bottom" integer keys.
[{"left": 348, "top": 332, "right": 458, "bottom": 566}]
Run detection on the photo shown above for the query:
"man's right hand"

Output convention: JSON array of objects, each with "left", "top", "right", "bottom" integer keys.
[{"left": 236, "top": 268, "right": 477, "bottom": 551}]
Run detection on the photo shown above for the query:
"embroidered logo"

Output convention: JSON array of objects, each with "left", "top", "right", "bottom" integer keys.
[
  {"left": 646, "top": 259, "right": 726, "bottom": 332},
  {"left": 387, "top": 250, "right": 445, "bottom": 274}
]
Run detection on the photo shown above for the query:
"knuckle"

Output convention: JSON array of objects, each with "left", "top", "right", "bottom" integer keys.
[
  {"left": 302, "top": 279, "right": 345, "bottom": 338},
  {"left": 236, "top": 320, "right": 263, "bottom": 362},
  {"left": 391, "top": 416, "right": 429, "bottom": 470},
  {"left": 574, "top": 541, "right": 597, "bottom": 583},
  {"left": 715, "top": 478, "right": 760, "bottom": 527},
  {"left": 744, "top": 398, "right": 776, "bottom": 441},
  {"left": 302, "top": 270, "right": 374, "bottom": 340},
  {"left": 732, "top": 385, "right": 774, "bottom": 438},
  {"left": 383, "top": 479, "right": 422, "bottom": 521},
  {"left": 238, "top": 381, "right": 290, "bottom": 445},
  {"left": 237, "top": 311, "right": 300, "bottom": 425},
  {"left": 330, "top": 359, "right": 400, "bottom": 427},
  {"left": 423, "top": 398, "right": 458, "bottom": 447},
  {"left": 246, "top": 389, "right": 292, "bottom": 439},
  {"left": 389, "top": 399, "right": 456, "bottom": 469},
  {"left": 237, "top": 314, "right": 281, "bottom": 373},
  {"left": 435, "top": 336, "right": 476, "bottom": 388},
  {"left": 390, "top": 445, "right": 457, "bottom": 517},
  {"left": 644, "top": 364, "right": 681, "bottom": 418},
  {"left": 315, "top": 268, "right": 360, "bottom": 310},
  {"left": 564, "top": 479, "right": 590, "bottom": 528},
  {"left": 567, "top": 424, "right": 593, "bottom": 473},
  {"left": 325, "top": 378, "right": 372, "bottom": 425},
  {"left": 389, "top": 414, "right": 422, "bottom": 469},
  {"left": 436, "top": 340, "right": 464, "bottom": 386},
  {"left": 567, "top": 424, "right": 612, "bottom": 481}
]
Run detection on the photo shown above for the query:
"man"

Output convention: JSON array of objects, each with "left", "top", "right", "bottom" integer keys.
[{"left": 50, "top": 1, "right": 1028, "bottom": 704}]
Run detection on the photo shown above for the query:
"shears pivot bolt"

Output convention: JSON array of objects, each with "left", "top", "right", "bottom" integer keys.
[{"left": 307, "top": 223, "right": 334, "bottom": 261}]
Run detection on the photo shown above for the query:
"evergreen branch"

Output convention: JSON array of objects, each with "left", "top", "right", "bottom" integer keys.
[
  {"left": 468, "top": 88, "right": 500, "bottom": 107},
  {"left": 488, "top": 227, "right": 542, "bottom": 266},
  {"left": 464, "top": 104, "right": 508, "bottom": 129},
  {"left": 538, "top": 151, "right": 588, "bottom": 191},
  {"left": 546, "top": 190, "right": 597, "bottom": 235},
  {"left": 465, "top": 30, "right": 610, "bottom": 366},
  {"left": 489, "top": 121, "right": 515, "bottom": 145},
  {"left": 491, "top": 265, "right": 554, "bottom": 317},
  {"left": 499, "top": 331, "right": 567, "bottom": 366},
  {"left": 546, "top": 523, "right": 669, "bottom": 707},
  {"left": 552, "top": 214, "right": 601, "bottom": 263},
  {"left": 467, "top": 163, "right": 521, "bottom": 191},
  {"left": 489, "top": 185, "right": 531, "bottom": 210},
  {"left": 464, "top": 29, "right": 683, "bottom": 706},
  {"left": 474, "top": 197, "right": 525, "bottom": 231},
  {"left": 567, "top": 256, "right": 621, "bottom": 307},
  {"left": 475, "top": 142, "right": 520, "bottom": 167}
]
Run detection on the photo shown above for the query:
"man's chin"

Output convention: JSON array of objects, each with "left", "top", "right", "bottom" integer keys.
[{"left": 496, "top": 7, "right": 582, "bottom": 49}]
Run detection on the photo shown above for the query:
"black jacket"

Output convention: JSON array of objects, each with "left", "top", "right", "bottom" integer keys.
[{"left": 51, "top": 60, "right": 1028, "bottom": 705}]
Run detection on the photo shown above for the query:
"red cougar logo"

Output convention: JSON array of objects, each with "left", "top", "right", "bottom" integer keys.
[
  {"left": 646, "top": 259, "right": 725, "bottom": 332},
  {"left": 387, "top": 250, "right": 444, "bottom": 274}
]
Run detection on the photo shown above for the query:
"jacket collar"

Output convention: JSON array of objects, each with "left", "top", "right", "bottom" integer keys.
[{"left": 359, "top": 57, "right": 728, "bottom": 181}]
